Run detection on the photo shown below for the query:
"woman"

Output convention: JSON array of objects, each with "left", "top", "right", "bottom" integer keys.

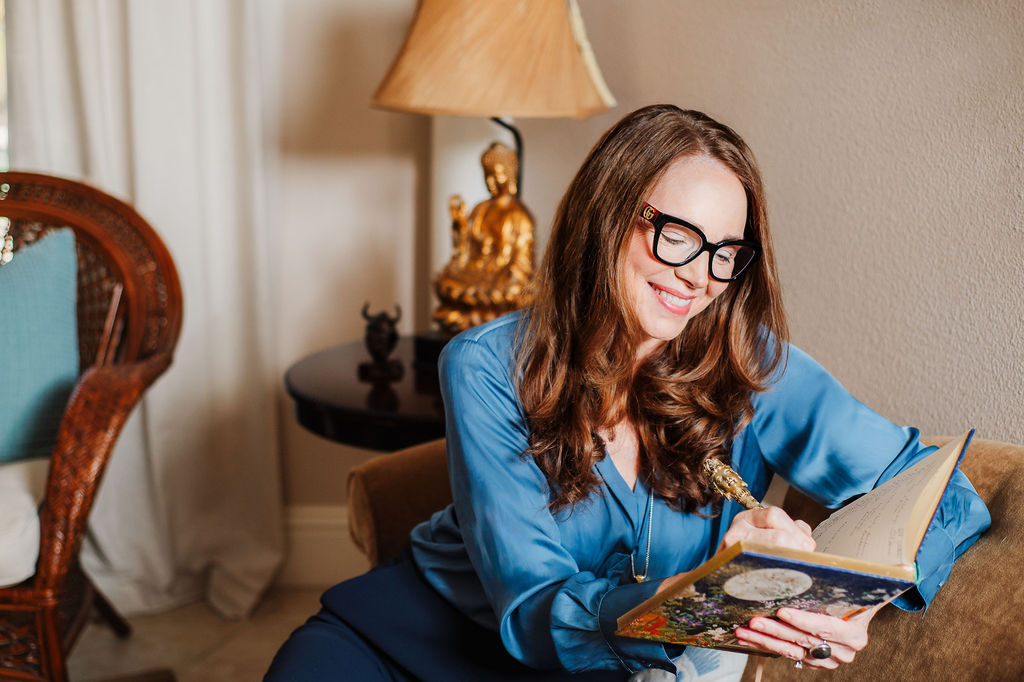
[{"left": 266, "top": 106, "right": 989, "bottom": 682}]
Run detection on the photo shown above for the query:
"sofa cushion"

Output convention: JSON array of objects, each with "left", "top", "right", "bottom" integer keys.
[{"left": 0, "top": 228, "right": 79, "bottom": 463}]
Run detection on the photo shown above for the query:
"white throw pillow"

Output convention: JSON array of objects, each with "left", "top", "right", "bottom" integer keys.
[{"left": 0, "top": 457, "right": 49, "bottom": 587}]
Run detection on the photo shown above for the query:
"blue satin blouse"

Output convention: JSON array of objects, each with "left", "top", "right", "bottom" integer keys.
[{"left": 409, "top": 311, "right": 990, "bottom": 675}]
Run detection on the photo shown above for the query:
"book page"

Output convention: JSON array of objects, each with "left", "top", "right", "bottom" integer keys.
[{"left": 811, "top": 434, "right": 969, "bottom": 565}]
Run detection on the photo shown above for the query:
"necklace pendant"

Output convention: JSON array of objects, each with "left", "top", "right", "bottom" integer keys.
[{"left": 634, "top": 574, "right": 646, "bottom": 583}]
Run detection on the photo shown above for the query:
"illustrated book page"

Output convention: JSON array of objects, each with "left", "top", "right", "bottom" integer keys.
[{"left": 615, "top": 542, "right": 914, "bottom": 652}]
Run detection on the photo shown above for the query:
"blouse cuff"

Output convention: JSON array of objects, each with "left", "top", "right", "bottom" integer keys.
[
  {"left": 891, "top": 523, "right": 954, "bottom": 611},
  {"left": 596, "top": 580, "right": 679, "bottom": 674},
  {"left": 892, "top": 476, "right": 990, "bottom": 612}
]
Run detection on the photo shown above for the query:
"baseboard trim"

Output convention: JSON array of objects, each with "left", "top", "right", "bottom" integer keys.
[{"left": 276, "top": 505, "right": 369, "bottom": 588}]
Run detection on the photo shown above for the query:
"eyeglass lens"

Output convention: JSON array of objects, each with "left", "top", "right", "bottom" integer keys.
[{"left": 655, "top": 223, "right": 756, "bottom": 280}]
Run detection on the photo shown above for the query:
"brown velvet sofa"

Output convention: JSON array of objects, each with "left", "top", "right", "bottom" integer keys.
[{"left": 348, "top": 437, "right": 1024, "bottom": 681}]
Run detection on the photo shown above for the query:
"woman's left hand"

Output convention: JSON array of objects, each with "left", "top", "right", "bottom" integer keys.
[{"left": 733, "top": 603, "right": 882, "bottom": 669}]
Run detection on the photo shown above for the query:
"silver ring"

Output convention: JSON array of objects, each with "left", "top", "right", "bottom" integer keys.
[
  {"left": 793, "top": 660, "right": 804, "bottom": 669},
  {"left": 809, "top": 640, "right": 832, "bottom": 659}
]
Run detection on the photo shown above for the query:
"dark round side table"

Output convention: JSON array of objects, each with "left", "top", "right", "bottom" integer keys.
[{"left": 285, "top": 337, "right": 445, "bottom": 451}]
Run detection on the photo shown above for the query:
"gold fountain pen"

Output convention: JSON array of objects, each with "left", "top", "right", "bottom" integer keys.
[{"left": 703, "top": 457, "right": 765, "bottom": 510}]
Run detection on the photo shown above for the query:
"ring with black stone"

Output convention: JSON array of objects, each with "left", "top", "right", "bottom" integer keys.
[{"left": 809, "top": 640, "right": 832, "bottom": 659}]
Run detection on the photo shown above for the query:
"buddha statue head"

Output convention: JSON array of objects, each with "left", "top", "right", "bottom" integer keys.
[{"left": 481, "top": 142, "right": 519, "bottom": 197}]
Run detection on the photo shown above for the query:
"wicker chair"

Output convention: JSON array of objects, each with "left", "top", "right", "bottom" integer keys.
[{"left": 0, "top": 172, "right": 183, "bottom": 682}]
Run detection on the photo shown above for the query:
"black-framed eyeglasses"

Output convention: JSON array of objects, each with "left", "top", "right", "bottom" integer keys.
[{"left": 640, "top": 203, "right": 760, "bottom": 282}]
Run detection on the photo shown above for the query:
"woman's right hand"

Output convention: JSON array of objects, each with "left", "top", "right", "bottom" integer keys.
[
  {"left": 717, "top": 506, "right": 815, "bottom": 553},
  {"left": 652, "top": 508, "right": 814, "bottom": 598}
]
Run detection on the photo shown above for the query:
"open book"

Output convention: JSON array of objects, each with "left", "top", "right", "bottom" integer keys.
[{"left": 616, "top": 430, "right": 974, "bottom": 653}]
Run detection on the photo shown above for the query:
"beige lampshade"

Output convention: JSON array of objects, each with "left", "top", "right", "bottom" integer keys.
[{"left": 372, "top": 0, "right": 616, "bottom": 119}]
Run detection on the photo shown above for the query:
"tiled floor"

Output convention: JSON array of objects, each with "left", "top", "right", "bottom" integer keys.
[{"left": 67, "top": 587, "right": 322, "bottom": 682}]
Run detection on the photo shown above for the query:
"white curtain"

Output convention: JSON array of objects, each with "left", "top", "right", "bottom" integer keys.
[{"left": 7, "top": 0, "right": 285, "bottom": 618}]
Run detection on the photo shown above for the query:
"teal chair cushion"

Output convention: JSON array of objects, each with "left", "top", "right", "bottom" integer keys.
[{"left": 0, "top": 228, "right": 79, "bottom": 463}]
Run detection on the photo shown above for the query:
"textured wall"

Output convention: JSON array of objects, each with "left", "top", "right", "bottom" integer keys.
[{"left": 510, "top": 0, "right": 1023, "bottom": 444}]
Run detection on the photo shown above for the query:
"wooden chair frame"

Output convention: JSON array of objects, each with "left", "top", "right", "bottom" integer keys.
[{"left": 0, "top": 172, "right": 183, "bottom": 681}]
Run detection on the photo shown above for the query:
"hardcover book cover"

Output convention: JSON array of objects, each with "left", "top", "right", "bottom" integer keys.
[{"left": 616, "top": 547, "right": 912, "bottom": 651}]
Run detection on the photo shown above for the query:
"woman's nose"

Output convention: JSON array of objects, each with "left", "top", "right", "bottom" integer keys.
[{"left": 675, "top": 251, "right": 710, "bottom": 288}]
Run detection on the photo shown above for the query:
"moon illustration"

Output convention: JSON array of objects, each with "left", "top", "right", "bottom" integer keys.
[{"left": 723, "top": 568, "right": 813, "bottom": 601}]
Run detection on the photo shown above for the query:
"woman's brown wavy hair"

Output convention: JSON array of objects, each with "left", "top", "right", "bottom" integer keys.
[{"left": 517, "top": 105, "right": 788, "bottom": 513}]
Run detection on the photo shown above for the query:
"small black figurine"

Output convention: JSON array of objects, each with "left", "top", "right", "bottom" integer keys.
[
  {"left": 362, "top": 303, "right": 401, "bottom": 361},
  {"left": 359, "top": 303, "right": 403, "bottom": 383}
]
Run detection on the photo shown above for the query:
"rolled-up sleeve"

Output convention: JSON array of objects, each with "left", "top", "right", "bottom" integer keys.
[
  {"left": 440, "top": 336, "right": 678, "bottom": 674},
  {"left": 748, "top": 344, "right": 991, "bottom": 611}
]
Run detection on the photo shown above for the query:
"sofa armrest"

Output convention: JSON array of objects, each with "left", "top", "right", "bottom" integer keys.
[{"left": 347, "top": 438, "right": 451, "bottom": 566}]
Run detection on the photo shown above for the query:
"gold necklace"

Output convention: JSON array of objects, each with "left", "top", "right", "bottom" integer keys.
[{"left": 630, "top": 486, "right": 655, "bottom": 582}]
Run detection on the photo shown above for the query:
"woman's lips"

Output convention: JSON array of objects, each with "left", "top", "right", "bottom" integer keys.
[{"left": 650, "top": 283, "right": 693, "bottom": 315}]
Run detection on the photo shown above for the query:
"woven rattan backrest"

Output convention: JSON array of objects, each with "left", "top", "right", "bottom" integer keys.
[{"left": 0, "top": 173, "right": 182, "bottom": 371}]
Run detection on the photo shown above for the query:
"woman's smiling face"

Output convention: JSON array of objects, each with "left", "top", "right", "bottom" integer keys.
[{"left": 625, "top": 154, "right": 749, "bottom": 359}]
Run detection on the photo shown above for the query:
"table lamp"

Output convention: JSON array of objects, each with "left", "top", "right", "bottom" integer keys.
[{"left": 372, "top": 0, "right": 615, "bottom": 337}]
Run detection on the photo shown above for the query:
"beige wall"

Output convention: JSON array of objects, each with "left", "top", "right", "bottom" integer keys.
[
  {"left": 278, "top": 0, "right": 1023, "bottom": 507},
  {"left": 277, "top": 0, "right": 426, "bottom": 505},
  {"left": 518, "top": 0, "right": 1024, "bottom": 443}
]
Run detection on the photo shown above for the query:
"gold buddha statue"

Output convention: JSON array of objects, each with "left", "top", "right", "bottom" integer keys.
[{"left": 434, "top": 142, "right": 535, "bottom": 334}]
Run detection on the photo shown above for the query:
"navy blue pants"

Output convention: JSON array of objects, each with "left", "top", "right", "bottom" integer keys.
[{"left": 265, "top": 553, "right": 626, "bottom": 681}]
